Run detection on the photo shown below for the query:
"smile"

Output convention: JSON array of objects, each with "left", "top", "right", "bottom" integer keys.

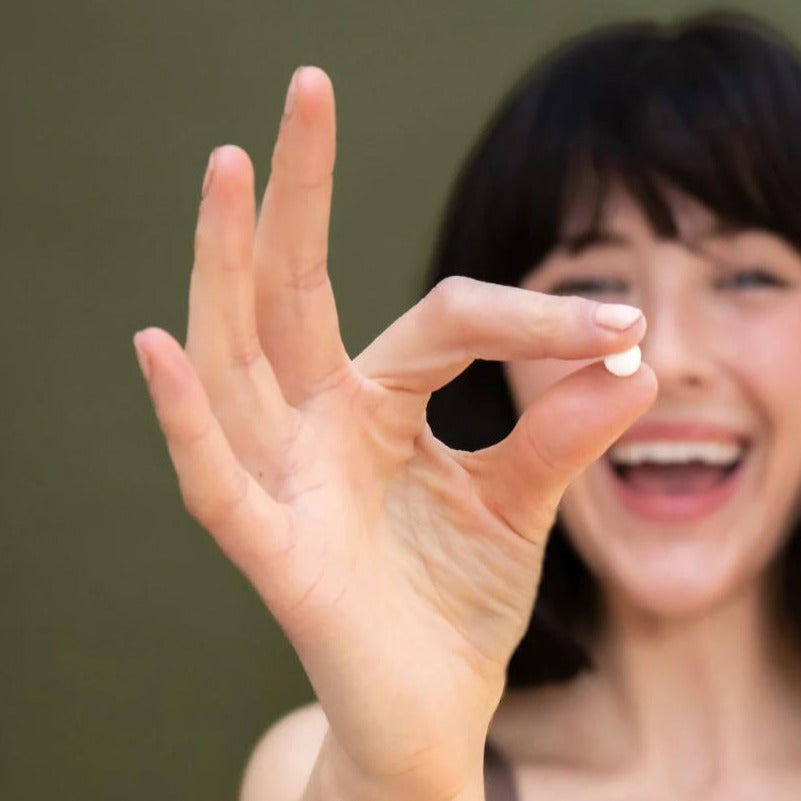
[{"left": 603, "top": 437, "right": 751, "bottom": 522}]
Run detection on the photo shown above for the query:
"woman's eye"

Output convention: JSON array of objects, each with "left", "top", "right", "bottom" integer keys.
[
  {"left": 547, "top": 277, "right": 629, "bottom": 297},
  {"left": 718, "top": 268, "right": 788, "bottom": 290}
]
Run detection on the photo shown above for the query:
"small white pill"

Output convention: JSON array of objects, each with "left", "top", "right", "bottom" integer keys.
[{"left": 603, "top": 345, "right": 641, "bottom": 377}]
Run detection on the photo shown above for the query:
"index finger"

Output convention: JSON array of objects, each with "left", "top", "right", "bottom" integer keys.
[{"left": 355, "top": 277, "right": 646, "bottom": 395}]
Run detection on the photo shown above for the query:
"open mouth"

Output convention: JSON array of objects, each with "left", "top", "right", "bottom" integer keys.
[
  {"left": 603, "top": 440, "right": 750, "bottom": 520},
  {"left": 610, "top": 459, "right": 742, "bottom": 494}
]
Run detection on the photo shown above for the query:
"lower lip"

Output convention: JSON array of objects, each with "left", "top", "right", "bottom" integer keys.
[{"left": 604, "top": 453, "right": 749, "bottom": 522}]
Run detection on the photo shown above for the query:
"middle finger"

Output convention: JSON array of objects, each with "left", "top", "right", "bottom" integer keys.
[{"left": 253, "top": 66, "right": 350, "bottom": 407}]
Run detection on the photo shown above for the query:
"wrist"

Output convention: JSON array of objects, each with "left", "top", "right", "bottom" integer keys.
[
  {"left": 301, "top": 734, "right": 486, "bottom": 801},
  {"left": 302, "top": 772, "right": 485, "bottom": 801}
]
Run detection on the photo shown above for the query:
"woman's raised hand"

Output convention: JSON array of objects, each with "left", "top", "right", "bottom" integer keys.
[{"left": 133, "top": 67, "right": 656, "bottom": 801}]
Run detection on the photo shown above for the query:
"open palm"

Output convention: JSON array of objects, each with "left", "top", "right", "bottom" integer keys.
[{"left": 134, "top": 67, "right": 656, "bottom": 799}]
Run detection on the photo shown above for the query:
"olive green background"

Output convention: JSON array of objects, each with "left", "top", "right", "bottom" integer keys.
[{"left": 3, "top": 1, "right": 800, "bottom": 798}]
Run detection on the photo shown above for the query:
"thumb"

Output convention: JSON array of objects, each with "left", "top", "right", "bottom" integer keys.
[{"left": 468, "top": 361, "right": 657, "bottom": 540}]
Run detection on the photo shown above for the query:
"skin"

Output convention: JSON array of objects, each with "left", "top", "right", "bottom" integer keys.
[
  {"left": 136, "top": 67, "right": 801, "bottom": 800},
  {"left": 135, "top": 67, "right": 655, "bottom": 801},
  {"left": 498, "top": 183, "right": 801, "bottom": 798}
]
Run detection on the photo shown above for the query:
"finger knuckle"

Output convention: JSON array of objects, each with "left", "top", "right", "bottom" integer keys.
[
  {"left": 525, "top": 306, "right": 562, "bottom": 344},
  {"left": 217, "top": 258, "right": 247, "bottom": 274},
  {"left": 291, "top": 171, "right": 334, "bottom": 193},
  {"left": 520, "top": 290, "right": 564, "bottom": 329},
  {"left": 270, "top": 148, "right": 334, "bottom": 194},
  {"left": 428, "top": 275, "right": 479, "bottom": 320},
  {"left": 192, "top": 223, "right": 246, "bottom": 274},
  {"left": 281, "top": 255, "right": 330, "bottom": 290},
  {"left": 226, "top": 334, "right": 264, "bottom": 371}
]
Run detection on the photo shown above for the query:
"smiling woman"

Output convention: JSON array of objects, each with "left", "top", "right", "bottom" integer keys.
[
  {"left": 424, "top": 13, "right": 801, "bottom": 704},
  {"left": 420, "top": 11, "right": 801, "bottom": 797},
  {"left": 136, "top": 9, "right": 801, "bottom": 801}
]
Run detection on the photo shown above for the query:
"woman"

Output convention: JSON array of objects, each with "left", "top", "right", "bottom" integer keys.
[{"left": 134, "top": 12, "right": 801, "bottom": 800}]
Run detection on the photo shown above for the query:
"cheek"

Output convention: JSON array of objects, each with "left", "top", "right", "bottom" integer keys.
[
  {"left": 504, "top": 357, "right": 597, "bottom": 412},
  {"left": 736, "top": 312, "right": 801, "bottom": 523},
  {"left": 721, "top": 307, "right": 801, "bottom": 425}
]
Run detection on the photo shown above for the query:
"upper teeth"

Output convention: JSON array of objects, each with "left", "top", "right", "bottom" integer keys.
[{"left": 608, "top": 441, "right": 744, "bottom": 466}]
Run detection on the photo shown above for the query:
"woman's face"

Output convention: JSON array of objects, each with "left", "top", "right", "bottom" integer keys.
[{"left": 504, "top": 182, "right": 801, "bottom": 617}]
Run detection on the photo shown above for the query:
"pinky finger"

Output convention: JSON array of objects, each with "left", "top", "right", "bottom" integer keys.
[{"left": 133, "top": 327, "right": 292, "bottom": 586}]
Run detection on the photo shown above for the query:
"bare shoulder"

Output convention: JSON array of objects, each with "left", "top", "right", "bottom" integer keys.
[{"left": 239, "top": 701, "right": 329, "bottom": 801}]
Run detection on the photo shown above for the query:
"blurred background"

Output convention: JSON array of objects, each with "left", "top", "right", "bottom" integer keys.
[{"left": 3, "top": 0, "right": 800, "bottom": 797}]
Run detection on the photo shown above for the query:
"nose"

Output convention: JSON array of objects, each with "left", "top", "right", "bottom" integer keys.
[{"left": 639, "top": 257, "right": 715, "bottom": 394}]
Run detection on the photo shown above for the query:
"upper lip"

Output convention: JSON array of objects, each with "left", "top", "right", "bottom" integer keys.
[{"left": 613, "top": 420, "right": 750, "bottom": 446}]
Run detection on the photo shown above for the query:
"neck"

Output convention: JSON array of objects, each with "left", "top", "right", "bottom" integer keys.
[{"left": 588, "top": 575, "right": 801, "bottom": 792}]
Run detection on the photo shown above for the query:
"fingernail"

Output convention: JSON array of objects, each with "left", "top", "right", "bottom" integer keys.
[
  {"left": 133, "top": 332, "right": 152, "bottom": 382},
  {"left": 594, "top": 303, "right": 643, "bottom": 331},
  {"left": 284, "top": 67, "right": 304, "bottom": 116},
  {"left": 201, "top": 149, "right": 216, "bottom": 199}
]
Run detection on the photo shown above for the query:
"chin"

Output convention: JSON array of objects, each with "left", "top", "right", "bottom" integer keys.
[{"left": 597, "top": 550, "right": 758, "bottom": 622}]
